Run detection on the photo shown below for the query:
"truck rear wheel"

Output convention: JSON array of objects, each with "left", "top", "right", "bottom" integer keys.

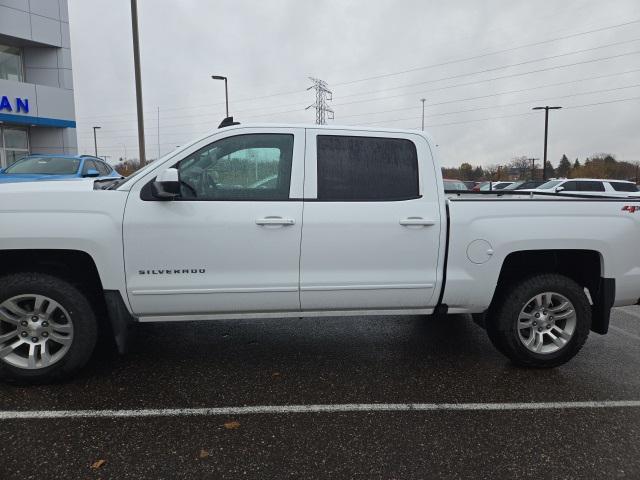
[
  {"left": 486, "top": 273, "right": 591, "bottom": 368},
  {"left": 0, "top": 272, "right": 97, "bottom": 384}
]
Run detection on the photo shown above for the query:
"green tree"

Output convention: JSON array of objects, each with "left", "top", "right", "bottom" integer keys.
[
  {"left": 544, "top": 160, "right": 555, "bottom": 178},
  {"left": 557, "top": 155, "right": 571, "bottom": 177},
  {"left": 459, "top": 162, "right": 473, "bottom": 180}
]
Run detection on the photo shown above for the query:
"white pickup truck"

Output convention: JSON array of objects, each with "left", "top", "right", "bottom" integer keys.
[{"left": 1, "top": 123, "right": 639, "bottom": 383}]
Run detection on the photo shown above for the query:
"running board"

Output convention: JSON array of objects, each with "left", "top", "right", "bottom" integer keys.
[{"left": 137, "top": 308, "right": 434, "bottom": 323}]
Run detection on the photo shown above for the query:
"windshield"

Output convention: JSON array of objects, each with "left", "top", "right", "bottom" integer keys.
[
  {"left": 504, "top": 181, "right": 524, "bottom": 190},
  {"left": 444, "top": 180, "right": 468, "bottom": 191},
  {"left": 4, "top": 156, "right": 81, "bottom": 175},
  {"left": 110, "top": 144, "right": 197, "bottom": 190},
  {"left": 480, "top": 182, "right": 510, "bottom": 191},
  {"left": 537, "top": 180, "right": 563, "bottom": 190}
]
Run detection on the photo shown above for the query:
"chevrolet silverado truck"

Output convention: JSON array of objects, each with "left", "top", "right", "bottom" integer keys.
[{"left": 0, "top": 123, "right": 639, "bottom": 383}]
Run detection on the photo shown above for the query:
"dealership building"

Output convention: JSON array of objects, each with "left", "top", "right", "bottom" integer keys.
[{"left": 0, "top": 0, "right": 76, "bottom": 168}]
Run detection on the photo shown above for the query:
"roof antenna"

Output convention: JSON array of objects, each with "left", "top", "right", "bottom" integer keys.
[{"left": 218, "top": 116, "right": 240, "bottom": 128}]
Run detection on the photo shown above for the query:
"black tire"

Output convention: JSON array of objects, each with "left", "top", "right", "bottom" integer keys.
[
  {"left": 486, "top": 273, "right": 591, "bottom": 368},
  {"left": 0, "top": 272, "right": 97, "bottom": 384}
]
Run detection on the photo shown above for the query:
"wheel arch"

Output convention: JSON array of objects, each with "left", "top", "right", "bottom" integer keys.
[
  {"left": 491, "top": 249, "right": 613, "bottom": 335},
  {"left": 0, "top": 249, "right": 134, "bottom": 351}
]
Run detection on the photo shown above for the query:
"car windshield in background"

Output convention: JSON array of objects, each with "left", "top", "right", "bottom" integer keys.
[
  {"left": 4, "top": 157, "right": 80, "bottom": 175},
  {"left": 537, "top": 180, "right": 563, "bottom": 190},
  {"left": 504, "top": 180, "right": 545, "bottom": 190},
  {"left": 444, "top": 180, "right": 468, "bottom": 191},
  {"left": 504, "top": 181, "right": 524, "bottom": 189}
]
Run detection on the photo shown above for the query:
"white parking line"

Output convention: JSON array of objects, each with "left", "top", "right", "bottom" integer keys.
[{"left": 1, "top": 400, "right": 639, "bottom": 420}]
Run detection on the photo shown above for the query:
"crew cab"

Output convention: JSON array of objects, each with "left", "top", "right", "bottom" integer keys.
[{"left": 0, "top": 123, "right": 639, "bottom": 383}]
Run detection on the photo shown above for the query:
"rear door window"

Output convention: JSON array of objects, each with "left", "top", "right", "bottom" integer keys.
[
  {"left": 316, "top": 135, "right": 419, "bottom": 201},
  {"left": 576, "top": 181, "right": 605, "bottom": 192}
]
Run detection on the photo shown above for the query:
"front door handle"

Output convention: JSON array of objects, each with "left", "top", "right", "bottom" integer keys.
[
  {"left": 256, "top": 216, "right": 296, "bottom": 226},
  {"left": 399, "top": 217, "right": 436, "bottom": 226}
]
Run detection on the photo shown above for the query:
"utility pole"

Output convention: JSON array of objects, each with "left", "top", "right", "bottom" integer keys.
[
  {"left": 306, "top": 77, "right": 334, "bottom": 125},
  {"left": 532, "top": 106, "right": 562, "bottom": 181},
  {"left": 211, "top": 75, "right": 229, "bottom": 118},
  {"left": 420, "top": 98, "right": 426, "bottom": 131},
  {"left": 130, "top": 0, "right": 146, "bottom": 167},
  {"left": 529, "top": 158, "right": 538, "bottom": 180},
  {"left": 92, "top": 126, "right": 101, "bottom": 157}
]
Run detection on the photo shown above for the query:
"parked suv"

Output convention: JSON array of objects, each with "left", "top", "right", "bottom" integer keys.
[{"left": 529, "top": 178, "right": 640, "bottom": 197}]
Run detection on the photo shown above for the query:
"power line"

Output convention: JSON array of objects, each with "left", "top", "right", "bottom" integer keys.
[
  {"left": 75, "top": 19, "right": 640, "bottom": 122},
  {"left": 338, "top": 71, "right": 640, "bottom": 119},
  {"left": 332, "top": 44, "right": 640, "bottom": 107},
  {"left": 332, "top": 18, "right": 640, "bottom": 87},
  {"left": 89, "top": 95, "right": 640, "bottom": 153},
  {"left": 86, "top": 42, "right": 640, "bottom": 129},
  {"left": 77, "top": 68, "right": 640, "bottom": 137},
  {"left": 87, "top": 90, "right": 640, "bottom": 145},
  {"left": 77, "top": 49, "right": 640, "bottom": 134},
  {"left": 362, "top": 95, "right": 640, "bottom": 128}
]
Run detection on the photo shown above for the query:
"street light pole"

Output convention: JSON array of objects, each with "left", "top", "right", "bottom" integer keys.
[
  {"left": 92, "top": 126, "right": 101, "bottom": 157},
  {"left": 532, "top": 106, "right": 562, "bottom": 181},
  {"left": 130, "top": 0, "right": 146, "bottom": 167},
  {"left": 212, "top": 75, "right": 229, "bottom": 117},
  {"left": 420, "top": 98, "right": 426, "bottom": 131}
]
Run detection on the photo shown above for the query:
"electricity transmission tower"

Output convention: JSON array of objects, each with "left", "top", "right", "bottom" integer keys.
[{"left": 306, "top": 77, "right": 334, "bottom": 125}]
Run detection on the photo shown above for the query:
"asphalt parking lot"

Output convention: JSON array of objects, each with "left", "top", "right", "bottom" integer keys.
[{"left": 1, "top": 307, "right": 640, "bottom": 479}]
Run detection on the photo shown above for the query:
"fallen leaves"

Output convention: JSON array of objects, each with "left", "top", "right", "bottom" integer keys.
[
  {"left": 90, "top": 459, "right": 106, "bottom": 470},
  {"left": 224, "top": 420, "right": 240, "bottom": 430}
]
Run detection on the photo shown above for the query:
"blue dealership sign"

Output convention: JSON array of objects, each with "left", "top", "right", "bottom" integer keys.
[{"left": 0, "top": 96, "right": 29, "bottom": 114}]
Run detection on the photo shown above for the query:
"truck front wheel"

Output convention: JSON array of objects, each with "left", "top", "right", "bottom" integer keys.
[
  {"left": 0, "top": 272, "right": 97, "bottom": 384},
  {"left": 486, "top": 273, "right": 591, "bottom": 368}
]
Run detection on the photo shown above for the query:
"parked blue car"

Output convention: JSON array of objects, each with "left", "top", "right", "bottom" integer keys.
[{"left": 0, "top": 154, "right": 121, "bottom": 184}]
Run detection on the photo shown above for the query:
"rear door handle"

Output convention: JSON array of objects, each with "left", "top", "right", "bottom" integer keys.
[
  {"left": 255, "top": 216, "right": 296, "bottom": 226},
  {"left": 399, "top": 217, "right": 436, "bottom": 226}
]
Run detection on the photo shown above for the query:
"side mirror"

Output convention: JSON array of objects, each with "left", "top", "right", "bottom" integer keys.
[
  {"left": 84, "top": 168, "right": 100, "bottom": 178},
  {"left": 151, "top": 168, "right": 180, "bottom": 200},
  {"left": 555, "top": 186, "right": 565, "bottom": 193}
]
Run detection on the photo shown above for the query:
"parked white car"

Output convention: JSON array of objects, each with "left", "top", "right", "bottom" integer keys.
[
  {"left": 526, "top": 178, "right": 640, "bottom": 197},
  {"left": 0, "top": 123, "right": 639, "bottom": 383}
]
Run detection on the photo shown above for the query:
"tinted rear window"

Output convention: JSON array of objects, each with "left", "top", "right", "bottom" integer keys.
[
  {"left": 576, "top": 181, "right": 605, "bottom": 192},
  {"left": 610, "top": 182, "right": 638, "bottom": 192},
  {"left": 317, "top": 135, "right": 419, "bottom": 201}
]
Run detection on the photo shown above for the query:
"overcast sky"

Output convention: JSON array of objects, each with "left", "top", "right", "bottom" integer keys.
[{"left": 68, "top": 0, "right": 640, "bottom": 167}]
